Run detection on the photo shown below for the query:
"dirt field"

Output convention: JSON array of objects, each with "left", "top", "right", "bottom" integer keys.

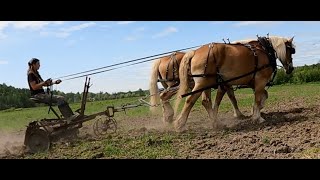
[{"left": 1, "top": 97, "right": 320, "bottom": 159}]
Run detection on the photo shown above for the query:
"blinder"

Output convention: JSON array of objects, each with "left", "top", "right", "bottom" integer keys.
[
  {"left": 291, "top": 47, "right": 295, "bottom": 54},
  {"left": 287, "top": 45, "right": 295, "bottom": 54}
]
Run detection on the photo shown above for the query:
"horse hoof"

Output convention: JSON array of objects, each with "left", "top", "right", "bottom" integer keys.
[
  {"left": 175, "top": 126, "right": 187, "bottom": 133},
  {"left": 177, "top": 129, "right": 187, "bottom": 133},
  {"left": 212, "top": 122, "right": 219, "bottom": 130},
  {"left": 235, "top": 114, "right": 246, "bottom": 120},
  {"left": 173, "top": 121, "right": 184, "bottom": 132},
  {"left": 258, "top": 117, "right": 266, "bottom": 123},
  {"left": 163, "top": 118, "right": 174, "bottom": 125},
  {"left": 162, "top": 121, "right": 172, "bottom": 128}
]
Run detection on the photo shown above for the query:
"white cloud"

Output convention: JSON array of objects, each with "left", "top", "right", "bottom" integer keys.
[
  {"left": 123, "top": 27, "right": 146, "bottom": 41},
  {"left": 209, "top": 21, "right": 225, "bottom": 25},
  {"left": 61, "top": 22, "right": 96, "bottom": 32},
  {"left": 52, "top": 21, "right": 65, "bottom": 25},
  {"left": 0, "top": 32, "right": 7, "bottom": 39},
  {"left": 39, "top": 22, "right": 96, "bottom": 39},
  {"left": 117, "top": 21, "right": 135, "bottom": 25},
  {"left": 0, "top": 22, "right": 10, "bottom": 30},
  {"left": 0, "top": 21, "right": 66, "bottom": 39},
  {"left": 11, "top": 21, "right": 51, "bottom": 30},
  {"left": 152, "top": 27, "right": 178, "bottom": 39},
  {"left": 39, "top": 31, "right": 70, "bottom": 38},
  {"left": 233, "top": 21, "right": 282, "bottom": 27},
  {"left": 135, "top": 27, "right": 145, "bottom": 32},
  {"left": 0, "top": 22, "right": 15, "bottom": 39},
  {"left": 0, "top": 21, "right": 64, "bottom": 31},
  {"left": 65, "top": 39, "right": 77, "bottom": 47},
  {"left": 0, "top": 61, "right": 8, "bottom": 65},
  {"left": 55, "top": 32, "right": 70, "bottom": 38},
  {"left": 125, "top": 36, "right": 137, "bottom": 41},
  {"left": 55, "top": 22, "right": 96, "bottom": 38}
]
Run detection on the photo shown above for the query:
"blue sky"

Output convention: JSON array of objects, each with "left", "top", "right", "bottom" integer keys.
[{"left": 0, "top": 21, "right": 319, "bottom": 93}]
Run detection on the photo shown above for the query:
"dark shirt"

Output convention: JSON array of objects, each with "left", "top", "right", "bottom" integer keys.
[{"left": 28, "top": 73, "right": 45, "bottom": 96}]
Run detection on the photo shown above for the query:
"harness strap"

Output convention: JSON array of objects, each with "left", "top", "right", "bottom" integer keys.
[
  {"left": 165, "top": 54, "right": 171, "bottom": 81},
  {"left": 172, "top": 52, "right": 179, "bottom": 81},
  {"left": 203, "top": 43, "right": 213, "bottom": 76},
  {"left": 159, "top": 52, "right": 180, "bottom": 83},
  {"left": 183, "top": 37, "right": 278, "bottom": 96},
  {"left": 181, "top": 64, "right": 272, "bottom": 98},
  {"left": 243, "top": 43, "right": 259, "bottom": 88}
]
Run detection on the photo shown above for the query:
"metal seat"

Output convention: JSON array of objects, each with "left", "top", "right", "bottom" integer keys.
[
  {"left": 29, "top": 98, "right": 61, "bottom": 119},
  {"left": 30, "top": 97, "right": 44, "bottom": 104},
  {"left": 30, "top": 97, "right": 53, "bottom": 106}
]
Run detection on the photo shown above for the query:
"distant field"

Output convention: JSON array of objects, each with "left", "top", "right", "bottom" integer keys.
[{"left": 1, "top": 83, "right": 319, "bottom": 132}]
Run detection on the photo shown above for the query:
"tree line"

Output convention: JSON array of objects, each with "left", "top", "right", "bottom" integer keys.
[
  {"left": 1, "top": 63, "right": 319, "bottom": 111},
  {"left": 0, "top": 85, "right": 149, "bottom": 111},
  {"left": 273, "top": 63, "right": 320, "bottom": 85}
]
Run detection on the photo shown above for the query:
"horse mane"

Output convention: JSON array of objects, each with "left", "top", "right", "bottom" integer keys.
[
  {"left": 231, "top": 39, "right": 256, "bottom": 44},
  {"left": 268, "top": 36, "right": 295, "bottom": 61},
  {"left": 232, "top": 36, "right": 295, "bottom": 62}
]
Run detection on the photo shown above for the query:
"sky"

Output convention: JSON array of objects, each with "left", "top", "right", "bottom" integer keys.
[{"left": 0, "top": 21, "right": 319, "bottom": 94}]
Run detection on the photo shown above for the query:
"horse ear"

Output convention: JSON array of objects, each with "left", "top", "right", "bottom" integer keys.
[{"left": 288, "top": 36, "right": 294, "bottom": 42}]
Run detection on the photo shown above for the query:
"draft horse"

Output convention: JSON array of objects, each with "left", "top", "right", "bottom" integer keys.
[
  {"left": 149, "top": 51, "right": 244, "bottom": 125},
  {"left": 174, "top": 36, "right": 296, "bottom": 132}
]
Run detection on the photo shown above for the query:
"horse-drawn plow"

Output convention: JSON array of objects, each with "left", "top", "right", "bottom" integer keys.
[
  {"left": 24, "top": 76, "right": 149, "bottom": 153},
  {"left": 23, "top": 34, "right": 297, "bottom": 154}
]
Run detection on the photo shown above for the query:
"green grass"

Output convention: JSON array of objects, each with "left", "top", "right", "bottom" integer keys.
[
  {"left": 25, "top": 132, "right": 179, "bottom": 159},
  {"left": 211, "top": 82, "right": 320, "bottom": 112},
  {"left": 1, "top": 83, "right": 320, "bottom": 132},
  {"left": 299, "top": 147, "right": 320, "bottom": 159}
]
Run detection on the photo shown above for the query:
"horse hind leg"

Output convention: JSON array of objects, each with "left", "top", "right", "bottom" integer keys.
[
  {"left": 174, "top": 90, "right": 202, "bottom": 132},
  {"left": 160, "top": 89, "right": 177, "bottom": 125},
  {"left": 225, "top": 85, "right": 245, "bottom": 119},
  {"left": 201, "top": 89, "right": 214, "bottom": 119},
  {"left": 211, "top": 85, "right": 228, "bottom": 129}
]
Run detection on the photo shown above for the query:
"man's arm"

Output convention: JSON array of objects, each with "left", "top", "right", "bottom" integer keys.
[
  {"left": 28, "top": 74, "right": 52, "bottom": 90},
  {"left": 29, "top": 80, "right": 47, "bottom": 90}
]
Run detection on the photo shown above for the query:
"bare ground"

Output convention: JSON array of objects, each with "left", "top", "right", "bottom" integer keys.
[{"left": 1, "top": 97, "right": 320, "bottom": 159}]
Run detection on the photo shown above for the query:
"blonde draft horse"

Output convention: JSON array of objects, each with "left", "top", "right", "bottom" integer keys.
[
  {"left": 174, "top": 36, "right": 296, "bottom": 132},
  {"left": 149, "top": 52, "right": 244, "bottom": 125}
]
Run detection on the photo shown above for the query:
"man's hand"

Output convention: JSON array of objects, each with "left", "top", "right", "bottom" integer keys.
[
  {"left": 44, "top": 78, "right": 52, "bottom": 86},
  {"left": 55, "top": 79, "right": 62, "bottom": 84}
]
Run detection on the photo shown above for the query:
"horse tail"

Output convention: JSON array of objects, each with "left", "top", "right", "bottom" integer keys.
[
  {"left": 174, "top": 50, "right": 195, "bottom": 114},
  {"left": 149, "top": 58, "right": 162, "bottom": 114}
]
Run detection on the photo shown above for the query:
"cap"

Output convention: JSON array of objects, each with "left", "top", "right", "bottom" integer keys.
[{"left": 28, "top": 58, "right": 40, "bottom": 66}]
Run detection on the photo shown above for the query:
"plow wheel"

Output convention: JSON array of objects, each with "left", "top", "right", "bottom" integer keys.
[
  {"left": 93, "top": 116, "right": 117, "bottom": 137},
  {"left": 25, "top": 129, "right": 50, "bottom": 153}
]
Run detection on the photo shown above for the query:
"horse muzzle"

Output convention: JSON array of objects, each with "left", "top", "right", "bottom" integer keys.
[{"left": 286, "top": 66, "right": 294, "bottom": 74}]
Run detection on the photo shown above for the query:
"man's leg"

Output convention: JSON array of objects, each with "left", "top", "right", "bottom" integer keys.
[
  {"left": 33, "top": 93, "right": 78, "bottom": 121},
  {"left": 53, "top": 95, "right": 74, "bottom": 118}
]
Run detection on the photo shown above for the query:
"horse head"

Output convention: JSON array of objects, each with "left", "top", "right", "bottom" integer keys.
[
  {"left": 269, "top": 36, "right": 296, "bottom": 74},
  {"left": 285, "top": 36, "right": 295, "bottom": 74}
]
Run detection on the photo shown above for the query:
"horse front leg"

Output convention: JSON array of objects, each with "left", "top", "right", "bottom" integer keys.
[
  {"left": 174, "top": 91, "right": 202, "bottom": 132},
  {"left": 260, "top": 89, "right": 268, "bottom": 110},
  {"left": 252, "top": 87, "right": 267, "bottom": 123},
  {"left": 225, "top": 85, "right": 245, "bottom": 119}
]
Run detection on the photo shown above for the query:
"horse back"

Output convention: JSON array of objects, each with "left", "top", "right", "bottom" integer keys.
[
  {"left": 158, "top": 52, "right": 185, "bottom": 87},
  {"left": 216, "top": 43, "right": 273, "bottom": 85}
]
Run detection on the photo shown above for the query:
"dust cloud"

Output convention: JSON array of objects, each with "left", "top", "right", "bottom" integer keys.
[{"left": 0, "top": 131, "right": 25, "bottom": 158}]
